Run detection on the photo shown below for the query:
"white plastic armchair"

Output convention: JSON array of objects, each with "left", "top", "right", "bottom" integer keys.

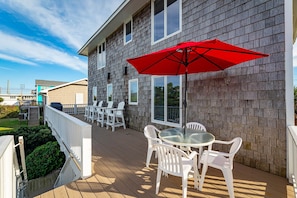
[
  {"left": 84, "top": 106, "right": 89, "bottom": 120},
  {"left": 199, "top": 137, "right": 242, "bottom": 198},
  {"left": 88, "top": 101, "right": 100, "bottom": 122},
  {"left": 96, "top": 101, "right": 113, "bottom": 127},
  {"left": 181, "top": 122, "right": 206, "bottom": 167},
  {"left": 154, "top": 143, "right": 199, "bottom": 198},
  {"left": 106, "top": 101, "right": 126, "bottom": 131},
  {"left": 89, "top": 101, "right": 103, "bottom": 123},
  {"left": 144, "top": 125, "right": 162, "bottom": 167}
]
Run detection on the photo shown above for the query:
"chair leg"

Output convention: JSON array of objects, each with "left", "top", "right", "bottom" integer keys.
[
  {"left": 146, "top": 148, "right": 153, "bottom": 167},
  {"left": 155, "top": 169, "right": 162, "bottom": 195},
  {"left": 222, "top": 168, "right": 235, "bottom": 198},
  {"left": 198, "top": 146, "right": 203, "bottom": 169},
  {"left": 181, "top": 175, "right": 188, "bottom": 198},
  {"left": 121, "top": 115, "right": 126, "bottom": 129},
  {"left": 199, "top": 163, "right": 208, "bottom": 191}
]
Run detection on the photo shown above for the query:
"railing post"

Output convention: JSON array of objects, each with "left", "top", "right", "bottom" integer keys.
[{"left": 74, "top": 104, "right": 77, "bottom": 114}]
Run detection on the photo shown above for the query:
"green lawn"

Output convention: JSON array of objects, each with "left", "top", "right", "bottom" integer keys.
[{"left": 0, "top": 118, "right": 28, "bottom": 133}]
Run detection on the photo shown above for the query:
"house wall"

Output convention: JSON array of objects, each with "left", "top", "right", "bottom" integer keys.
[
  {"left": 47, "top": 81, "right": 88, "bottom": 105},
  {"left": 88, "top": 0, "right": 286, "bottom": 177}
]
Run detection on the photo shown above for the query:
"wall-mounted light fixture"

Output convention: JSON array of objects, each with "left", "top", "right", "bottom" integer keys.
[
  {"left": 107, "top": 72, "right": 111, "bottom": 80},
  {"left": 124, "top": 66, "right": 128, "bottom": 75}
]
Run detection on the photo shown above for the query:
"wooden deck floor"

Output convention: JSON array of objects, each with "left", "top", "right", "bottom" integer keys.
[{"left": 35, "top": 119, "right": 294, "bottom": 198}]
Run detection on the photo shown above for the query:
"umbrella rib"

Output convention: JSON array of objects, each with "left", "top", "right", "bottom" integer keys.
[{"left": 139, "top": 51, "right": 177, "bottom": 73}]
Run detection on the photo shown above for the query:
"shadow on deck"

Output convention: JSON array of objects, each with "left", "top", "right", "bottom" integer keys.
[{"left": 35, "top": 116, "right": 294, "bottom": 198}]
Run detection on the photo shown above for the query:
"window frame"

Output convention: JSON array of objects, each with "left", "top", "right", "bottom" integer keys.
[
  {"left": 151, "top": 0, "right": 182, "bottom": 44},
  {"left": 97, "top": 40, "right": 106, "bottom": 70},
  {"left": 124, "top": 18, "right": 133, "bottom": 45},
  {"left": 128, "top": 78, "right": 138, "bottom": 105},
  {"left": 92, "top": 86, "right": 97, "bottom": 102},
  {"left": 151, "top": 75, "right": 182, "bottom": 127},
  {"left": 107, "top": 83, "right": 113, "bottom": 102}
]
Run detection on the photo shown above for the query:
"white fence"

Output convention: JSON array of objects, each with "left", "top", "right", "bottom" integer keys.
[
  {"left": 62, "top": 104, "right": 87, "bottom": 115},
  {"left": 44, "top": 105, "right": 92, "bottom": 182},
  {"left": 288, "top": 126, "right": 297, "bottom": 197}
]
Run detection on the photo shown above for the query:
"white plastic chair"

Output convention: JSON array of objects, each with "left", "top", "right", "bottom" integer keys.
[
  {"left": 106, "top": 101, "right": 126, "bottom": 131},
  {"left": 88, "top": 101, "right": 99, "bottom": 122},
  {"left": 199, "top": 137, "right": 242, "bottom": 198},
  {"left": 154, "top": 143, "right": 199, "bottom": 198},
  {"left": 97, "top": 101, "right": 113, "bottom": 127},
  {"left": 144, "top": 125, "right": 163, "bottom": 167},
  {"left": 89, "top": 101, "right": 103, "bottom": 123},
  {"left": 181, "top": 122, "right": 206, "bottom": 168},
  {"left": 84, "top": 106, "right": 89, "bottom": 120}
]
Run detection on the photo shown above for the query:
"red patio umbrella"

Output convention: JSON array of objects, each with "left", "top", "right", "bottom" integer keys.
[{"left": 127, "top": 39, "right": 269, "bottom": 128}]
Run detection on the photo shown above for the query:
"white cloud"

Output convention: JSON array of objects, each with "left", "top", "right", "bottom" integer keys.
[
  {"left": 0, "top": 53, "right": 37, "bottom": 66},
  {"left": 1, "top": 0, "right": 124, "bottom": 50},
  {"left": 0, "top": 31, "right": 87, "bottom": 72}
]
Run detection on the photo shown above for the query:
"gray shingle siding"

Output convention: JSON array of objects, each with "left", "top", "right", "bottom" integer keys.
[{"left": 87, "top": 0, "right": 286, "bottom": 177}]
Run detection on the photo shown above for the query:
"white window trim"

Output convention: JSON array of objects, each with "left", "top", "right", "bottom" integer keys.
[
  {"left": 128, "top": 78, "right": 138, "bottom": 105},
  {"left": 107, "top": 83, "right": 113, "bottom": 102},
  {"left": 124, "top": 18, "right": 133, "bottom": 45},
  {"left": 151, "top": 0, "right": 182, "bottom": 45},
  {"left": 97, "top": 40, "right": 106, "bottom": 70},
  {"left": 151, "top": 75, "right": 182, "bottom": 127},
  {"left": 92, "top": 86, "right": 97, "bottom": 102}
]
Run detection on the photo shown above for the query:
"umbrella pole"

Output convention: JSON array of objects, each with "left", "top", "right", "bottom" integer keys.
[{"left": 183, "top": 72, "right": 187, "bottom": 135}]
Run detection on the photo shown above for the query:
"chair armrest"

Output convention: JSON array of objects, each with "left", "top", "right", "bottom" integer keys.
[
  {"left": 213, "top": 139, "right": 233, "bottom": 145},
  {"left": 188, "top": 150, "right": 198, "bottom": 159}
]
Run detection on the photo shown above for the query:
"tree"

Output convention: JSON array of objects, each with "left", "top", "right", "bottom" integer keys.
[{"left": 0, "top": 97, "right": 3, "bottom": 103}]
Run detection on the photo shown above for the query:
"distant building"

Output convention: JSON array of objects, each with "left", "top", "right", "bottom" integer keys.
[
  {"left": 40, "top": 78, "right": 88, "bottom": 105},
  {"left": 35, "top": 80, "right": 68, "bottom": 105},
  {"left": 0, "top": 93, "right": 35, "bottom": 106}
]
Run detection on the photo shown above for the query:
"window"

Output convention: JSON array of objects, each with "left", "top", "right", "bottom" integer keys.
[
  {"left": 92, "top": 86, "right": 97, "bottom": 102},
  {"left": 129, "top": 79, "right": 138, "bottom": 105},
  {"left": 124, "top": 19, "right": 132, "bottom": 44},
  {"left": 151, "top": 76, "right": 182, "bottom": 127},
  {"left": 97, "top": 41, "right": 106, "bottom": 69},
  {"left": 107, "top": 84, "right": 113, "bottom": 102},
  {"left": 151, "top": 0, "right": 181, "bottom": 43}
]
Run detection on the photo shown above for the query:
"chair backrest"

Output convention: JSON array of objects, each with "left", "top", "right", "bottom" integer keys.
[
  {"left": 105, "top": 101, "right": 114, "bottom": 114},
  {"left": 186, "top": 122, "right": 206, "bottom": 131},
  {"left": 116, "top": 101, "right": 125, "bottom": 116},
  {"left": 97, "top": 101, "right": 103, "bottom": 107},
  {"left": 154, "top": 143, "right": 186, "bottom": 176},
  {"left": 213, "top": 137, "right": 242, "bottom": 170},
  {"left": 229, "top": 137, "right": 242, "bottom": 162},
  {"left": 144, "top": 125, "right": 161, "bottom": 146}
]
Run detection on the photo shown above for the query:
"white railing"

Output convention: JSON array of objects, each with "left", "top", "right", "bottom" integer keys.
[
  {"left": 44, "top": 105, "right": 92, "bottom": 181},
  {"left": 288, "top": 126, "right": 297, "bottom": 197},
  {"left": 62, "top": 104, "right": 87, "bottom": 115},
  {"left": 0, "top": 136, "right": 27, "bottom": 198},
  {"left": 0, "top": 136, "right": 17, "bottom": 198}
]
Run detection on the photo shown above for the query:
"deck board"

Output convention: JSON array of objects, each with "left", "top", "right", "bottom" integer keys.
[{"left": 34, "top": 117, "right": 294, "bottom": 198}]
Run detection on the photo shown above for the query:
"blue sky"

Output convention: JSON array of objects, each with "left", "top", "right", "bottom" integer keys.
[
  {"left": 0, "top": 1, "right": 296, "bottom": 94},
  {"left": 0, "top": 0, "right": 123, "bottom": 94}
]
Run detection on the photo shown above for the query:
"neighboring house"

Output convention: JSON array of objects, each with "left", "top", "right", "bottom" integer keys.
[
  {"left": 35, "top": 79, "right": 68, "bottom": 105},
  {"left": 78, "top": 0, "right": 296, "bottom": 178},
  {"left": 40, "top": 78, "right": 88, "bottom": 106},
  {"left": 0, "top": 93, "right": 35, "bottom": 105}
]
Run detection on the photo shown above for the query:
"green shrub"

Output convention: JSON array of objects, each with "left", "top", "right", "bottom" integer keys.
[
  {"left": 26, "top": 141, "right": 65, "bottom": 180},
  {"left": 0, "top": 105, "right": 19, "bottom": 119},
  {"left": 1, "top": 125, "right": 55, "bottom": 155}
]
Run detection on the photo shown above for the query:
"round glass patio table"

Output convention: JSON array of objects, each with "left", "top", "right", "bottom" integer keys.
[{"left": 159, "top": 127, "right": 215, "bottom": 148}]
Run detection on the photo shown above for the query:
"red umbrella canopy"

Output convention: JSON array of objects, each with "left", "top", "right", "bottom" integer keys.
[{"left": 126, "top": 39, "right": 269, "bottom": 75}]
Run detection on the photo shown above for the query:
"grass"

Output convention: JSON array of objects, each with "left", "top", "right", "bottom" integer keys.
[{"left": 0, "top": 118, "right": 28, "bottom": 133}]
